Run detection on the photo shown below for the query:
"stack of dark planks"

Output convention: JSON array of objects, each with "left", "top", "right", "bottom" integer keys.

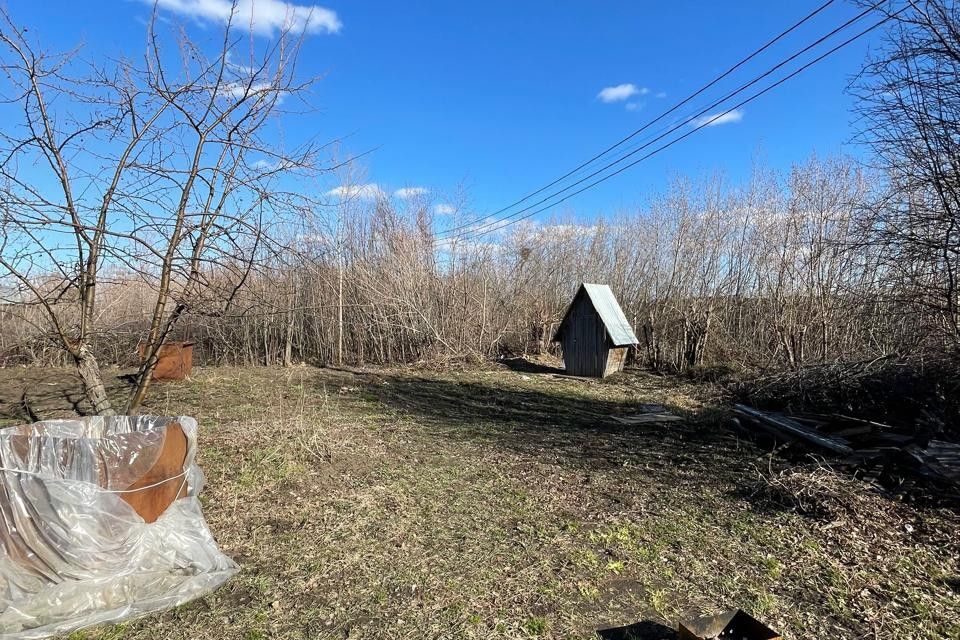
[{"left": 732, "top": 404, "right": 960, "bottom": 497}]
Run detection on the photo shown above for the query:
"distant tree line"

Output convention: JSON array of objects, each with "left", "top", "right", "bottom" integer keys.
[
  {"left": 1, "top": 152, "right": 949, "bottom": 372},
  {"left": 0, "top": 0, "right": 957, "bottom": 410}
]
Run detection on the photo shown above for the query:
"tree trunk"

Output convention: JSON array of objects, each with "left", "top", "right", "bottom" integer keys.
[
  {"left": 283, "top": 308, "right": 295, "bottom": 367},
  {"left": 337, "top": 255, "right": 344, "bottom": 365},
  {"left": 74, "top": 346, "right": 115, "bottom": 415},
  {"left": 126, "top": 367, "right": 154, "bottom": 415}
]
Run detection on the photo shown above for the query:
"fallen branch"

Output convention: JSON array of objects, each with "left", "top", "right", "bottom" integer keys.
[{"left": 734, "top": 404, "right": 854, "bottom": 455}]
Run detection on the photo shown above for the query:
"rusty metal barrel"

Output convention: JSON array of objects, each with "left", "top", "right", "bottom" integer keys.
[{"left": 138, "top": 341, "right": 195, "bottom": 380}]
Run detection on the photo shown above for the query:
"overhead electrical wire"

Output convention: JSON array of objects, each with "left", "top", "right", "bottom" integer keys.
[
  {"left": 439, "top": 1, "right": 896, "bottom": 244},
  {"left": 438, "top": 0, "right": 840, "bottom": 240},
  {"left": 445, "top": 2, "right": 880, "bottom": 241},
  {"left": 452, "top": 6, "right": 905, "bottom": 243}
]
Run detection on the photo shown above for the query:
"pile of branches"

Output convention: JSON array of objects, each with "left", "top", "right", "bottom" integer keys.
[
  {"left": 732, "top": 353, "right": 960, "bottom": 442},
  {"left": 733, "top": 404, "right": 960, "bottom": 504}
]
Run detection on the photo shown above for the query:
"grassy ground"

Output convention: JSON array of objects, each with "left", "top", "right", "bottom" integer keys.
[{"left": 0, "top": 361, "right": 957, "bottom": 639}]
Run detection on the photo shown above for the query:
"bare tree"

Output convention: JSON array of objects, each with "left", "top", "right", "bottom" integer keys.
[
  {"left": 0, "top": 151, "right": 921, "bottom": 375},
  {"left": 0, "top": 3, "right": 325, "bottom": 413},
  {"left": 853, "top": 0, "right": 960, "bottom": 345}
]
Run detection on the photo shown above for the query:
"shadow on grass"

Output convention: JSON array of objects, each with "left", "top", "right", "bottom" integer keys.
[
  {"left": 597, "top": 620, "right": 677, "bottom": 640},
  {"left": 357, "top": 372, "right": 747, "bottom": 484},
  {"left": 499, "top": 356, "right": 565, "bottom": 376},
  {"left": 946, "top": 576, "right": 960, "bottom": 594},
  {"left": 0, "top": 369, "right": 133, "bottom": 425}
]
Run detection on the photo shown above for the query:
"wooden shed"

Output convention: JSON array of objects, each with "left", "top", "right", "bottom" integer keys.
[{"left": 553, "top": 283, "right": 639, "bottom": 378}]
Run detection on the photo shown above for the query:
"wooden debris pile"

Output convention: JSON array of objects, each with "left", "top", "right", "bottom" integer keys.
[{"left": 732, "top": 404, "right": 960, "bottom": 494}]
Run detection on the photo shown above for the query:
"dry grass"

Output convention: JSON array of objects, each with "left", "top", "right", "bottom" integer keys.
[{"left": 0, "top": 362, "right": 957, "bottom": 639}]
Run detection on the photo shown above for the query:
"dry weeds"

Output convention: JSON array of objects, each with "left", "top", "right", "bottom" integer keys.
[{"left": 0, "top": 363, "right": 956, "bottom": 639}]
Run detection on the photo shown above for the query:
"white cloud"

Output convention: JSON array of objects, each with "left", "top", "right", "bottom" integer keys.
[
  {"left": 150, "top": 0, "right": 342, "bottom": 36},
  {"left": 597, "top": 83, "right": 647, "bottom": 103},
  {"left": 394, "top": 187, "right": 429, "bottom": 199},
  {"left": 325, "top": 184, "right": 385, "bottom": 200},
  {"left": 252, "top": 158, "right": 295, "bottom": 172},
  {"left": 434, "top": 235, "right": 500, "bottom": 255},
  {"left": 503, "top": 221, "right": 600, "bottom": 245},
  {"left": 434, "top": 204, "right": 456, "bottom": 215},
  {"left": 253, "top": 158, "right": 280, "bottom": 170},
  {"left": 692, "top": 109, "right": 744, "bottom": 128},
  {"left": 533, "top": 223, "right": 599, "bottom": 240},
  {"left": 225, "top": 51, "right": 257, "bottom": 75},
  {"left": 655, "top": 91, "right": 667, "bottom": 99},
  {"left": 216, "top": 80, "right": 280, "bottom": 100},
  {"left": 625, "top": 102, "right": 642, "bottom": 112}
]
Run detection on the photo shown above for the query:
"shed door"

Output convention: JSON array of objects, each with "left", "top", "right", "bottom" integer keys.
[{"left": 562, "top": 295, "right": 608, "bottom": 377}]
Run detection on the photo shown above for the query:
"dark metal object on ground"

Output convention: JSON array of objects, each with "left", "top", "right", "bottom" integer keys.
[
  {"left": 597, "top": 620, "right": 677, "bottom": 639},
  {"left": 678, "top": 609, "right": 780, "bottom": 640},
  {"left": 906, "top": 440, "right": 960, "bottom": 483}
]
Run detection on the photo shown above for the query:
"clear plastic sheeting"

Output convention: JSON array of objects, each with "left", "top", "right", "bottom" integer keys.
[{"left": 0, "top": 415, "right": 238, "bottom": 639}]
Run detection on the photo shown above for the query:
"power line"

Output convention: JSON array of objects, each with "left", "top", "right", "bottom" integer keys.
[
  {"left": 446, "top": 2, "right": 881, "bottom": 241},
  {"left": 437, "top": 0, "right": 839, "bottom": 239},
  {"left": 454, "top": 9, "right": 904, "bottom": 243},
  {"left": 448, "top": 4, "right": 891, "bottom": 242}
]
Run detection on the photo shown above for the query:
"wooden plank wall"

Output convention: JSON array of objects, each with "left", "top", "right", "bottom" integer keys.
[
  {"left": 604, "top": 346, "right": 628, "bottom": 377},
  {"left": 561, "top": 293, "right": 609, "bottom": 377}
]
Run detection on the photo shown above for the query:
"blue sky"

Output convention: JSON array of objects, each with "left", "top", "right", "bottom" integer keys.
[{"left": 11, "top": 0, "right": 883, "bottom": 227}]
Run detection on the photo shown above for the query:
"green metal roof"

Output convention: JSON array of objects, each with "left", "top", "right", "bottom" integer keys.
[{"left": 554, "top": 283, "right": 640, "bottom": 347}]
